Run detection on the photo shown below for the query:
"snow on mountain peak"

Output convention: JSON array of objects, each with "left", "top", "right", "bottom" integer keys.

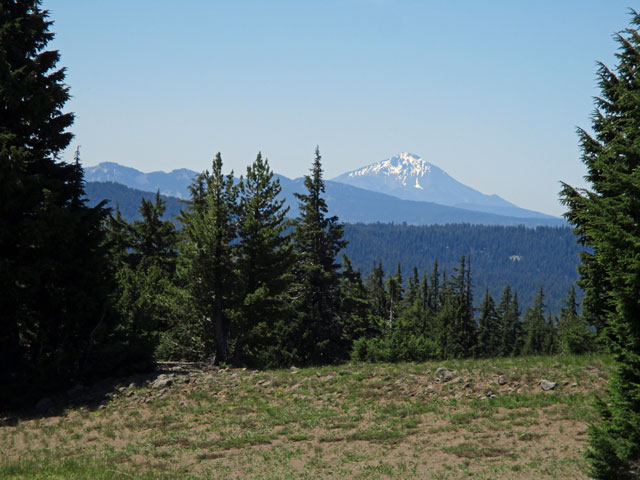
[{"left": 347, "top": 152, "right": 432, "bottom": 189}]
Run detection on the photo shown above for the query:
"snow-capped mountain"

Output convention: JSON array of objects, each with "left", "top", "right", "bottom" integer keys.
[
  {"left": 332, "top": 153, "right": 554, "bottom": 219},
  {"left": 84, "top": 158, "right": 561, "bottom": 225}
]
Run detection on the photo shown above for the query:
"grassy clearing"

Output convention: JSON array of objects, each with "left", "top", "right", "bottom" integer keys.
[{"left": 0, "top": 354, "right": 610, "bottom": 479}]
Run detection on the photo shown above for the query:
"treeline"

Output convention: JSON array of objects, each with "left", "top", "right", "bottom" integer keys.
[
  {"left": 343, "top": 223, "right": 581, "bottom": 314},
  {"left": 105, "top": 150, "right": 596, "bottom": 370},
  {"left": 84, "top": 183, "right": 581, "bottom": 314}
]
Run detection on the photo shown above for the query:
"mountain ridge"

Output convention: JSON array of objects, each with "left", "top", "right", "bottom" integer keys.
[
  {"left": 83, "top": 158, "right": 563, "bottom": 226},
  {"left": 331, "top": 152, "right": 555, "bottom": 219}
]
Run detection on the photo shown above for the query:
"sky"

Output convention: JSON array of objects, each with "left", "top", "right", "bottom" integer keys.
[{"left": 44, "top": 1, "right": 631, "bottom": 216}]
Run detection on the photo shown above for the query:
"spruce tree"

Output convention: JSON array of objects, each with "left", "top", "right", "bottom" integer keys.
[
  {"left": 477, "top": 289, "right": 500, "bottom": 358},
  {"left": 339, "top": 254, "right": 373, "bottom": 342},
  {"left": 366, "top": 261, "right": 388, "bottom": 326},
  {"left": 497, "top": 285, "right": 522, "bottom": 357},
  {"left": 291, "top": 147, "right": 347, "bottom": 364},
  {"left": 557, "top": 286, "right": 595, "bottom": 355},
  {"left": 560, "top": 11, "right": 640, "bottom": 478},
  {"left": 0, "top": 2, "right": 113, "bottom": 399},
  {"left": 106, "top": 193, "right": 181, "bottom": 364},
  {"left": 521, "top": 287, "right": 555, "bottom": 355},
  {"left": 235, "top": 152, "right": 294, "bottom": 366},
  {"left": 180, "top": 153, "right": 238, "bottom": 364},
  {"left": 446, "top": 256, "right": 476, "bottom": 358}
]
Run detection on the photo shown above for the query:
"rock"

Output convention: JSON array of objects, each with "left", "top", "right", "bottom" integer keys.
[
  {"left": 571, "top": 383, "right": 578, "bottom": 388},
  {"left": 151, "top": 374, "right": 173, "bottom": 389},
  {"left": 539, "top": 380, "right": 557, "bottom": 391},
  {"left": 497, "top": 375, "right": 507, "bottom": 386},
  {"left": 434, "top": 366, "right": 454, "bottom": 382},
  {"left": 35, "top": 397, "right": 55, "bottom": 414}
]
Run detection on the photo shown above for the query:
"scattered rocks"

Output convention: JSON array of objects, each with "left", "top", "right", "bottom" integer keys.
[
  {"left": 539, "top": 380, "right": 557, "bottom": 391},
  {"left": 434, "top": 366, "right": 454, "bottom": 382}
]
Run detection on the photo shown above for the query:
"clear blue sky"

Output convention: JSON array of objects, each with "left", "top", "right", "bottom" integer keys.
[{"left": 45, "top": 1, "right": 630, "bottom": 216}]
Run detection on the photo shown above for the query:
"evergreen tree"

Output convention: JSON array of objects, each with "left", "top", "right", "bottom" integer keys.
[
  {"left": 106, "top": 193, "right": 182, "bottom": 364},
  {"left": 386, "top": 263, "right": 403, "bottom": 328},
  {"left": 339, "top": 254, "right": 374, "bottom": 342},
  {"left": 560, "top": 12, "right": 640, "bottom": 477},
  {"left": 0, "top": 2, "right": 113, "bottom": 400},
  {"left": 130, "top": 191, "right": 179, "bottom": 273},
  {"left": 497, "top": 285, "right": 522, "bottom": 357},
  {"left": 366, "top": 261, "right": 388, "bottom": 325},
  {"left": 477, "top": 289, "right": 500, "bottom": 358},
  {"left": 521, "top": 287, "right": 556, "bottom": 355},
  {"left": 448, "top": 256, "right": 476, "bottom": 358},
  {"left": 180, "top": 153, "right": 238, "bottom": 364},
  {"left": 235, "top": 152, "right": 294, "bottom": 366},
  {"left": 290, "top": 147, "right": 347, "bottom": 364},
  {"left": 557, "top": 286, "right": 595, "bottom": 355}
]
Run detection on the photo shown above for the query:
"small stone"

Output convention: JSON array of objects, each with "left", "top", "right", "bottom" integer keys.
[
  {"left": 151, "top": 377, "right": 173, "bottom": 389},
  {"left": 126, "top": 390, "right": 135, "bottom": 398},
  {"left": 498, "top": 375, "right": 507, "bottom": 386},
  {"left": 434, "top": 367, "right": 454, "bottom": 382},
  {"left": 539, "top": 380, "right": 557, "bottom": 391},
  {"left": 571, "top": 383, "right": 578, "bottom": 388}
]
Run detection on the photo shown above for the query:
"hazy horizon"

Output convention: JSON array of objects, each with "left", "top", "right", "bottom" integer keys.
[{"left": 45, "top": 1, "right": 629, "bottom": 216}]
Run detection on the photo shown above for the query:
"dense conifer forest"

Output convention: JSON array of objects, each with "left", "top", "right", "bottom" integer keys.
[
  {"left": 343, "top": 223, "right": 581, "bottom": 313},
  {"left": 85, "top": 182, "right": 581, "bottom": 314}
]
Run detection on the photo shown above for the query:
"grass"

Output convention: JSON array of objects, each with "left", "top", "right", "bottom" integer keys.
[{"left": 0, "top": 354, "right": 610, "bottom": 479}]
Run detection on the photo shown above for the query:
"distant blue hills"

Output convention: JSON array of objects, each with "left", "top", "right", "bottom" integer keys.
[{"left": 84, "top": 159, "right": 565, "bottom": 227}]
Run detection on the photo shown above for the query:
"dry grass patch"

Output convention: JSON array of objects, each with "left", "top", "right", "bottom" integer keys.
[{"left": 0, "top": 354, "right": 610, "bottom": 479}]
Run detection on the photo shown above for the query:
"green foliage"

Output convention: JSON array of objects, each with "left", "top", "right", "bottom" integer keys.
[
  {"left": 105, "top": 192, "right": 187, "bottom": 365},
  {"left": 234, "top": 152, "right": 294, "bottom": 367},
  {"left": 351, "top": 333, "right": 438, "bottom": 363},
  {"left": 560, "top": 10, "right": 640, "bottom": 478},
  {"left": 289, "top": 147, "right": 348, "bottom": 364},
  {"left": 521, "top": 287, "right": 557, "bottom": 356},
  {"left": 180, "top": 153, "right": 238, "bottom": 364},
  {"left": 557, "top": 287, "right": 596, "bottom": 355},
  {"left": 0, "top": 2, "right": 114, "bottom": 401},
  {"left": 497, "top": 286, "right": 523, "bottom": 357},
  {"left": 343, "top": 222, "right": 581, "bottom": 314},
  {"left": 477, "top": 289, "right": 500, "bottom": 358}
]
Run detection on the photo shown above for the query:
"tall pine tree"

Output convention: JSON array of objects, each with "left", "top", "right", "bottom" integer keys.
[
  {"left": 560, "top": 11, "right": 640, "bottom": 478},
  {"left": 180, "top": 153, "right": 238, "bottom": 364},
  {"left": 235, "top": 152, "right": 294, "bottom": 366},
  {"left": 0, "top": 2, "right": 113, "bottom": 400},
  {"left": 290, "top": 147, "right": 347, "bottom": 364}
]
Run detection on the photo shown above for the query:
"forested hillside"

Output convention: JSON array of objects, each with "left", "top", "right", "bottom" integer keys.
[
  {"left": 343, "top": 223, "right": 581, "bottom": 313},
  {"left": 84, "top": 182, "right": 183, "bottom": 222},
  {"left": 84, "top": 182, "right": 580, "bottom": 313}
]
